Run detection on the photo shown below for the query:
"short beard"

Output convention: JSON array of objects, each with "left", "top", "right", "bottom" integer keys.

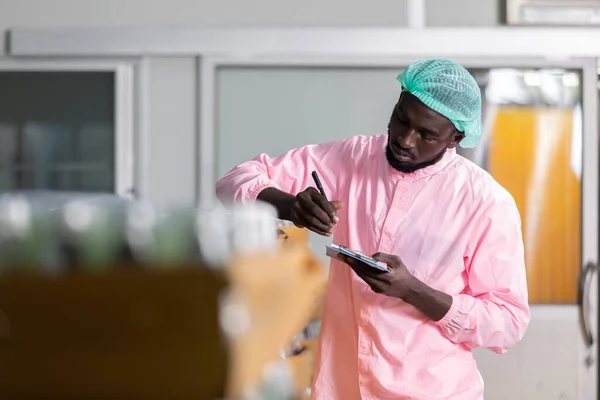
[{"left": 385, "top": 141, "right": 447, "bottom": 173}]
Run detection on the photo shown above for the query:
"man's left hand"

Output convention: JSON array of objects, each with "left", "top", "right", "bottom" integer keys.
[{"left": 338, "top": 252, "right": 416, "bottom": 300}]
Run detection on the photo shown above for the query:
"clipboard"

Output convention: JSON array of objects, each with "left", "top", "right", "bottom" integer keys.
[{"left": 325, "top": 244, "right": 390, "bottom": 272}]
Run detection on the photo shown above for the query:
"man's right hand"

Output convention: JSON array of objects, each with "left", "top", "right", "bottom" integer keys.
[{"left": 290, "top": 187, "right": 344, "bottom": 236}]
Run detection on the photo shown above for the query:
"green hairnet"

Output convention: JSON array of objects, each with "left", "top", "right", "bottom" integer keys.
[{"left": 397, "top": 59, "right": 482, "bottom": 148}]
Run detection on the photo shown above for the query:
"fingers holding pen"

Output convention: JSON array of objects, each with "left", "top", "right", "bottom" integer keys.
[
  {"left": 291, "top": 188, "right": 344, "bottom": 236},
  {"left": 288, "top": 171, "right": 345, "bottom": 236}
]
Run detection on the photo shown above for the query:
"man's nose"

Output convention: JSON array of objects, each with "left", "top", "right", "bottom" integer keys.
[{"left": 397, "top": 129, "right": 419, "bottom": 149}]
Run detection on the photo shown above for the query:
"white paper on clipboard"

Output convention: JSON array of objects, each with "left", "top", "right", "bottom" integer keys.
[{"left": 325, "top": 244, "right": 390, "bottom": 272}]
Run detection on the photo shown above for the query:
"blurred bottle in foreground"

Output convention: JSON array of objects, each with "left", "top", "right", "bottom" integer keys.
[
  {"left": 0, "top": 194, "right": 60, "bottom": 273},
  {"left": 0, "top": 192, "right": 281, "bottom": 273}
]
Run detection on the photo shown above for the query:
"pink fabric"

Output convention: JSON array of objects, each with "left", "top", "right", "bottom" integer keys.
[{"left": 216, "top": 134, "right": 530, "bottom": 400}]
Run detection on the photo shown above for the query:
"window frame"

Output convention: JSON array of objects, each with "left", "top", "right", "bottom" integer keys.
[{"left": 0, "top": 58, "right": 136, "bottom": 197}]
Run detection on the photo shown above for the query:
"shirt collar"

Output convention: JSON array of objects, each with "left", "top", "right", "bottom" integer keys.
[{"left": 387, "top": 148, "right": 457, "bottom": 180}]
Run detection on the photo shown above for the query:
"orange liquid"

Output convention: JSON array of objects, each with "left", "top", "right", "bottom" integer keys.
[{"left": 487, "top": 106, "right": 580, "bottom": 304}]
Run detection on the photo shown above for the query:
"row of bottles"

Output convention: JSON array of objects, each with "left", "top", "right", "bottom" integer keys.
[{"left": 0, "top": 192, "right": 280, "bottom": 273}]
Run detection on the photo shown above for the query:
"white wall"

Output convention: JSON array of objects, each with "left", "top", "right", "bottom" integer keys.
[
  {"left": 0, "top": 0, "right": 408, "bottom": 32},
  {"left": 0, "top": 0, "right": 501, "bottom": 32}
]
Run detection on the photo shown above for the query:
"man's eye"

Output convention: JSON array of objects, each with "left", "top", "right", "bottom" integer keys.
[{"left": 396, "top": 115, "right": 409, "bottom": 125}]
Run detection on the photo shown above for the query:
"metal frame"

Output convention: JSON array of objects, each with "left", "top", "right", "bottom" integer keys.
[
  {"left": 11, "top": 27, "right": 600, "bottom": 58},
  {"left": 198, "top": 57, "right": 217, "bottom": 206},
  {"left": 581, "top": 58, "right": 599, "bottom": 268},
  {"left": 134, "top": 57, "right": 150, "bottom": 199},
  {"left": 0, "top": 58, "right": 137, "bottom": 198},
  {"left": 406, "top": 0, "right": 426, "bottom": 28}
]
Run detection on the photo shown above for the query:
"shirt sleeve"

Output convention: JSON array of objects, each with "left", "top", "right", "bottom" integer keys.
[
  {"left": 435, "top": 196, "right": 530, "bottom": 354},
  {"left": 215, "top": 137, "right": 360, "bottom": 204}
]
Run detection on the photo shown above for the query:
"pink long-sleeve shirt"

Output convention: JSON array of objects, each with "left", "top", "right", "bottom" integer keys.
[{"left": 216, "top": 134, "right": 530, "bottom": 400}]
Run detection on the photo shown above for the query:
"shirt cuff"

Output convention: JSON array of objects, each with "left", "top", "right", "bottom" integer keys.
[
  {"left": 434, "top": 294, "right": 472, "bottom": 331},
  {"left": 246, "top": 180, "right": 280, "bottom": 203}
]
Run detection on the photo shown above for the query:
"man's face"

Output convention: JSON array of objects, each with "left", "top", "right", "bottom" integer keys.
[{"left": 386, "top": 92, "right": 465, "bottom": 173}]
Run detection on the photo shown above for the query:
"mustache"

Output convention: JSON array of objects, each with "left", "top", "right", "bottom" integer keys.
[{"left": 392, "top": 146, "right": 415, "bottom": 159}]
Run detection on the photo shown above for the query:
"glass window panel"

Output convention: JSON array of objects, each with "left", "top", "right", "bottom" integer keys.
[
  {"left": 216, "top": 66, "right": 583, "bottom": 304},
  {"left": 0, "top": 71, "right": 115, "bottom": 193}
]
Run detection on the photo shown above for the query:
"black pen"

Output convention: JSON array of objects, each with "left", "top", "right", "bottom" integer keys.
[
  {"left": 311, "top": 171, "right": 337, "bottom": 223},
  {"left": 312, "top": 171, "right": 337, "bottom": 221},
  {"left": 311, "top": 171, "right": 327, "bottom": 198}
]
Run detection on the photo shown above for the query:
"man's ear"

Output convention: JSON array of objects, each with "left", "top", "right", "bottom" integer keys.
[{"left": 448, "top": 131, "right": 466, "bottom": 149}]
